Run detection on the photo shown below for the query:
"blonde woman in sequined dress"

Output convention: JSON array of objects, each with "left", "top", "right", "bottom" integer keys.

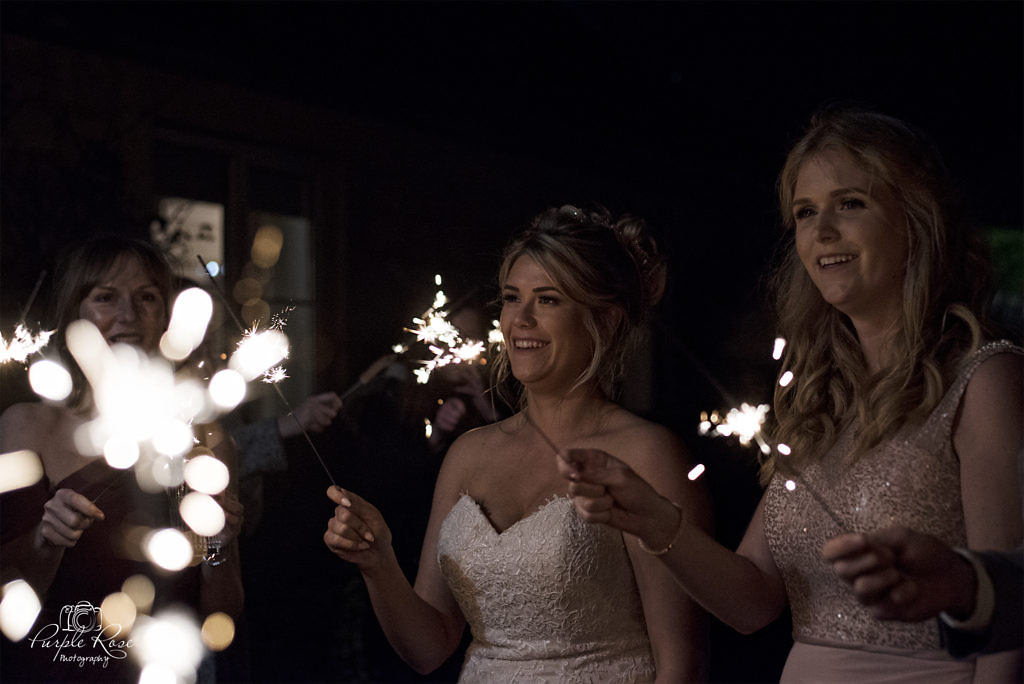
[{"left": 559, "top": 109, "right": 1021, "bottom": 683}]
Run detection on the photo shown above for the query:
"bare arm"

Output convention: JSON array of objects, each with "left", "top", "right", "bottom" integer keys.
[
  {"left": 0, "top": 405, "right": 102, "bottom": 596},
  {"left": 617, "top": 428, "right": 711, "bottom": 681},
  {"left": 324, "top": 437, "right": 468, "bottom": 674},
  {"left": 561, "top": 450, "right": 787, "bottom": 634},
  {"left": 953, "top": 352, "right": 1023, "bottom": 681}
]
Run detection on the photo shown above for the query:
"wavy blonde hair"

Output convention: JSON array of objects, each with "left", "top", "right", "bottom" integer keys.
[
  {"left": 762, "top": 109, "right": 991, "bottom": 483},
  {"left": 491, "top": 205, "right": 666, "bottom": 408}
]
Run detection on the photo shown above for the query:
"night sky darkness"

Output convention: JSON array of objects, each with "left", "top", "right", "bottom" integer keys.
[{"left": 1, "top": 2, "right": 1021, "bottom": 682}]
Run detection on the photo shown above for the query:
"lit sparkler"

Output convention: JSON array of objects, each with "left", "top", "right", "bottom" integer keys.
[
  {"left": 0, "top": 324, "right": 53, "bottom": 364},
  {"left": 402, "top": 274, "right": 488, "bottom": 385}
]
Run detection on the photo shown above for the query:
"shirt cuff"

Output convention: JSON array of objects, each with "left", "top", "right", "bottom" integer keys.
[{"left": 939, "top": 547, "right": 994, "bottom": 633}]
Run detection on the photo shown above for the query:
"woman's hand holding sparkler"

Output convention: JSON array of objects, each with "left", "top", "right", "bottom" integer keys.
[
  {"left": 37, "top": 488, "right": 105, "bottom": 548},
  {"left": 557, "top": 448, "right": 683, "bottom": 554},
  {"left": 279, "top": 391, "right": 343, "bottom": 438},
  {"left": 324, "top": 486, "right": 395, "bottom": 571}
]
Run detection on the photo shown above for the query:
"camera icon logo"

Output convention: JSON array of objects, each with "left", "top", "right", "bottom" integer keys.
[{"left": 59, "top": 601, "right": 103, "bottom": 633}]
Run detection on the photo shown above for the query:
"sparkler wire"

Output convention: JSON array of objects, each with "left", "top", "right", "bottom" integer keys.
[
  {"left": 18, "top": 270, "right": 48, "bottom": 324},
  {"left": 655, "top": 319, "right": 847, "bottom": 533},
  {"left": 523, "top": 409, "right": 560, "bottom": 456},
  {"left": 792, "top": 472, "right": 849, "bottom": 533},
  {"left": 196, "top": 255, "right": 338, "bottom": 487}
]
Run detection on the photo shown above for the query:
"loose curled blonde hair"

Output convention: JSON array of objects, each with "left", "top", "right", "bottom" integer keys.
[
  {"left": 763, "top": 109, "right": 991, "bottom": 483},
  {"left": 491, "top": 205, "right": 666, "bottom": 408}
]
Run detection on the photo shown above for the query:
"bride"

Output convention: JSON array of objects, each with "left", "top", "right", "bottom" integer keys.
[{"left": 324, "top": 205, "right": 709, "bottom": 681}]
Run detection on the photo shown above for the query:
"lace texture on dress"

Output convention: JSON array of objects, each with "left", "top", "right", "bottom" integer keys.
[{"left": 438, "top": 494, "right": 655, "bottom": 683}]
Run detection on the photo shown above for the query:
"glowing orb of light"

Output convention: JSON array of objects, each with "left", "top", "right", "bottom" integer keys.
[
  {"left": 150, "top": 455, "right": 185, "bottom": 489},
  {"left": 184, "top": 455, "right": 229, "bottom": 495},
  {"left": 0, "top": 450, "right": 44, "bottom": 494},
  {"left": 777, "top": 443, "right": 792, "bottom": 455},
  {"left": 133, "top": 610, "right": 204, "bottom": 677},
  {"left": 144, "top": 529, "right": 193, "bottom": 571},
  {"left": 209, "top": 369, "right": 246, "bottom": 409},
  {"left": 179, "top": 492, "right": 225, "bottom": 537},
  {"left": 779, "top": 370, "right": 794, "bottom": 387},
  {"left": 122, "top": 575, "right": 155, "bottom": 614},
  {"left": 424, "top": 419, "right": 433, "bottom": 439},
  {"left": 28, "top": 359, "right": 73, "bottom": 401},
  {"left": 785, "top": 480, "right": 797, "bottom": 492},
  {"left": 174, "top": 378, "right": 209, "bottom": 422},
  {"left": 772, "top": 337, "right": 787, "bottom": 360},
  {"left": 100, "top": 591, "right": 137, "bottom": 633},
  {"left": 0, "top": 580, "right": 41, "bottom": 641},
  {"left": 160, "top": 288, "right": 213, "bottom": 361},
  {"left": 152, "top": 419, "right": 194, "bottom": 457},
  {"left": 139, "top": 663, "right": 177, "bottom": 684},
  {"left": 205, "top": 261, "right": 220, "bottom": 278},
  {"left": 201, "top": 612, "right": 236, "bottom": 651},
  {"left": 687, "top": 463, "right": 706, "bottom": 481},
  {"left": 229, "top": 329, "right": 288, "bottom": 381},
  {"left": 103, "top": 435, "right": 140, "bottom": 469}
]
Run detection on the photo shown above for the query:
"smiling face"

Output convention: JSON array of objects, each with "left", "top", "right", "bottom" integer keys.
[
  {"left": 500, "top": 255, "right": 592, "bottom": 394},
  {"left": 77, "top": 255, "right": 167, "bottom": 353},
  {"left": 792, "top": 149, "right": 908, "bottom": 327}
]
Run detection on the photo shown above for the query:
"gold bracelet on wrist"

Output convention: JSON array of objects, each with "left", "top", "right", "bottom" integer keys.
[{"left": 637, "top": 502, "right": 683, "bottom": 556}]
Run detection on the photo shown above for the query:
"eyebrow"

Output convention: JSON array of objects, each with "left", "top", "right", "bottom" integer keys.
[
  {"left": 792, "top": 186, "right": 871, "bottom": 206},
  {"left": 502, "top": 285, "right": 562, "bottom": 294}
]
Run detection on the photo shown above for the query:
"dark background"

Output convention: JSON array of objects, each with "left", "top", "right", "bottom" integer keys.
[{"left": 1, "top": 2, "right": 1021, "bottom": 682}]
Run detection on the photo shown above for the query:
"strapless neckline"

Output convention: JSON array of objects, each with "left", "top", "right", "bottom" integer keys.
[{"left": 451, "top": 492, "right": 571, "bottom": 537}]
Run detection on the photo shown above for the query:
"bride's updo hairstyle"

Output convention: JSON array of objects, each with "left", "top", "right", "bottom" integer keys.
[{"left": 493, "top": 204, "right": 666, "bottom": 405}]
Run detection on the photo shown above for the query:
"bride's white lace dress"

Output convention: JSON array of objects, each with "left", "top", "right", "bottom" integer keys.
[{"left": 437, "top": 493, "right": 655, "bottom": 682}]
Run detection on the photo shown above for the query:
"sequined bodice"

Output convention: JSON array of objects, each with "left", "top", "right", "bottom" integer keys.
[
  {"left": 764, "top": 341, "right": 1020, "bottom": 652},
  {"left": 437, "top": 494, "right": 655, "bottom": 682}
]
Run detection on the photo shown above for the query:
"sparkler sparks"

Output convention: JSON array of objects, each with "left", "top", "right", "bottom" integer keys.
[
  {"left": 699, "top": 403, "right": 772, "bottom": 454},
  {"left": 402, "top": 275, "right": 488, "bottom": 384},
  {"left": 0, "top": 324, "right": 53, "bottom": 364}
]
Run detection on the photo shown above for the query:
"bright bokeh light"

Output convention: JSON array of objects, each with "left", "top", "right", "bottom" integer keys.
[
  {"left": 152, "top": 419, "right": 194, "bottom": 457},
  {"left": 779, "top": 370, "right": 794, "bottom": 387},
  {"left": 144, "top": 529, "right": 193, "bottom": 571},
  {"left": 150, "top": 455, "right": 185, "bottom": 489},
  {"left": 251, "top": 225, "right": 284, "bottom": 268},
  {"left": 777, "top": 443, "right": 792, "bottom": 455},
  {"left": 100, "top": 591, "right": 137, "bottom": 633},
  {"left": 138, "top": 663, "right": 177, "bottom": 684},
  {"left": 160, "top": 288, "right": 213, "bottom": 361},
  {"left": 0, "top": 450, "right": 44, "bottom": 494},
  {"left": 205, "top": 261, "right": 221, "bottom": 278},
  {"left": 133, "top": 610, "right": 204, "bottom": 678},
  {"left": 122, "top": 575, "right": 156, "bottom": 614},
  {"left": 201, "top": 612, "right": 236, "bottom": 651},
  {"left": 772, "top": 337, "right": 787, "bottom": 361},
  {"left": 103, "top": 435, "right": 140, "bottom": 469},
  {"left": 0, "top": 580, "right": 41, "bottom": 641},
  {"left": 179, "top": 492, "right": 225, "bottom": 537},
  {"left": 785, "top": 480, "right": 797, "bottom": 491},
  {"left": 687, "top": 463, "right": 706, "bottom": 481},
  {"left": 209, "top": 369, "right": 246, "bottom": 409},
  {"left": 28, "top": 359, "right": 72, "bottom": 401},
  {"left": 229, "top": 330, "right": 288, "bottom": 381},
  {"left": 184, "top": 455, "right": 229, "bottom": 495},
  {"left": 173, "top": 378, "right": 209, "bottom": 422}
]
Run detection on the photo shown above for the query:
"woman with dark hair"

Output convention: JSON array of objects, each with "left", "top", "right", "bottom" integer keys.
[
  {"left": 1, "top": 236, "right": 243, "bottom": 681},
  {"left": 325, "top": 206, "right": 710, "bottom": 681},
  {"left": 558, "top": 110, "right": 1021, "bottom": 682}
]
